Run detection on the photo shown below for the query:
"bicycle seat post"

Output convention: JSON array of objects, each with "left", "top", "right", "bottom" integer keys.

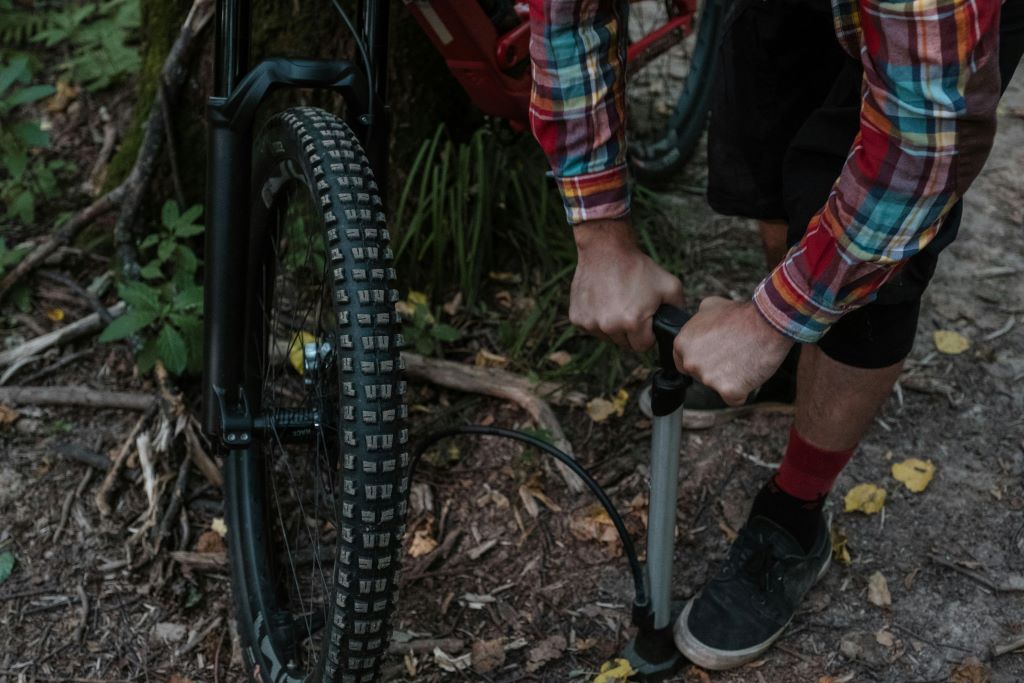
[{"left": 621, "top": 305, "right": 691, "bottom": 680}]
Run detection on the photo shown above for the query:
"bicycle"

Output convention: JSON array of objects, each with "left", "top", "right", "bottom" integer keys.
[{"left": 201, "top": 2, "right": 723, "bottom": 681}]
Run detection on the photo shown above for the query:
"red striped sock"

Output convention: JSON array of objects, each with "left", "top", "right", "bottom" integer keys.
[{"left": 775, "top": 425, "right": 855, "bottom": 501}]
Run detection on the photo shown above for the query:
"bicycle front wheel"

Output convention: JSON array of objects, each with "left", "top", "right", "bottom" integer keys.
[{"left": 225, "top": 106, "right": 408, "bottom": 683}]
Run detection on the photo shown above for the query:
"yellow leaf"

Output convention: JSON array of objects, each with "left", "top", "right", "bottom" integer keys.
[
  {"left": 211, "top": 517, "right": 228, "bottom": 537},
  {"left": 407, "top": 290, "right": 429, "bottom": 306},
  {"left": 46, "top": 308, "right": 64, "bottom": 322},
  {"left": 844, "top": 483, "right": 886, "bottom": 515},
  {"left": 867, "top": 571, "right": 891, "bottom": 607},
  {"left": 586, "top": 389, "right": 629, "bottom": 422},
  {"left": 408, "top": 526, "right": 437, "bottom": 558},
  {"left": 593, "top": 658, "right": 636, "bottom": 683},
  {"left": 488, "top": 271, "right": 521, "bottom": 284},
  {"left": 934, "top": 330, "right": 970, "bottom": 355},
  {"left": 831, "top": 527, "right": 852, "bottom": 565},
  {"left": 547, "top": 350, "right": 572, "bottom": 367},
  {"left": 891, "top": 458, "right": 935, "bottom": 493},
  {"left": 474, "top": 349, "right": 509, "bottom": 368},
  {"left": 288, "top": 332, "right": 317, "bottom": 375}
]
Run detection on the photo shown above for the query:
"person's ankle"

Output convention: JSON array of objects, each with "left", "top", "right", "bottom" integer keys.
[{"left": 748, "top": 476, "right": 825, "bottom": 553}]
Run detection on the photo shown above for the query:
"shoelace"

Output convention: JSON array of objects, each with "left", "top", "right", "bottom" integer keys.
[{"left": 722, "top": 529, "right": 803, "bottom": 594}]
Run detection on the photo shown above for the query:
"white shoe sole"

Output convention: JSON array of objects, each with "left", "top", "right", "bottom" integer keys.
[{"left": 673, "top": 552, "right": 831, "bottom": 670}]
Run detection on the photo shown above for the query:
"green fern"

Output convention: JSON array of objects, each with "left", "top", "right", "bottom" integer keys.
[
  {"left": 30, "top": 0, "right": 140, "bottom": 91},
  {"left": 0, "top": 1, "right": 51, "bottom": 50}
]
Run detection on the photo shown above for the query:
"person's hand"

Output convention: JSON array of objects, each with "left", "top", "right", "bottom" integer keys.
[
  {"left": 570, "top": 218, "right": 684, "bottom": 352},
  {"left": 674, "top": 297, "right": 794, "bottom": 405}
]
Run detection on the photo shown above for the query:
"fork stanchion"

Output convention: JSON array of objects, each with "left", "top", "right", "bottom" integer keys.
[{"left": 621, "top": 304, "right": 692, "bottom": 680}]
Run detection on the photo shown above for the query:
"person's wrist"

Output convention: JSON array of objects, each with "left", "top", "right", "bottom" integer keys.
[
  {"left": 746, "top": 300, "right": 794, "bottom": 352},
  {"left": 573, "top": 218, "right": 637, "bottom": 258}
]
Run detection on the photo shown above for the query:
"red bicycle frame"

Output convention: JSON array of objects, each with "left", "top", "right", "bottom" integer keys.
[{"left": 404, "top": 0, "right": 697, "bottom": 129}]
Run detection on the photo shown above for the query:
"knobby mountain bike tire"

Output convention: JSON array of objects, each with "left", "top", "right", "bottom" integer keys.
[{"left": 226, "top": 106, "right": 408, "bottom": 683}]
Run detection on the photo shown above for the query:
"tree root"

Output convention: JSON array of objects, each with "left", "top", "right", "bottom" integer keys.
[{"left": 403, "top": 352, "right": 586, "bottom": 493}]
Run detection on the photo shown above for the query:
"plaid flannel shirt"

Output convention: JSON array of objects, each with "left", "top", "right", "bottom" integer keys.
[{"left": 529, "top": 0, "right": 1001, "bottom": 343}]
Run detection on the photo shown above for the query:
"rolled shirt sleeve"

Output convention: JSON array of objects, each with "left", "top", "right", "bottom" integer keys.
[
  {"left": 754, "top": 0, "right": 1002, "bottom": 343},
  {"left": 529, "top": 0, "right": 631, "bottom": 224}
]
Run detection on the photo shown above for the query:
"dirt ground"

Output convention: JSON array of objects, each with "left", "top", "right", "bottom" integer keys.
[{"left": 1, "top": 63, "right": 1023, "bottom": 683}]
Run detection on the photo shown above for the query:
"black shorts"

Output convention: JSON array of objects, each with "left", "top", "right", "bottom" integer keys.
[{"left": 705, "top": 0, "right": 1024, "bottom": 368}]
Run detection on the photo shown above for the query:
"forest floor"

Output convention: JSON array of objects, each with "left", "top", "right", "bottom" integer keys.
[{"left": 1, "top": 60, "right": 1023, "bottom": 683}]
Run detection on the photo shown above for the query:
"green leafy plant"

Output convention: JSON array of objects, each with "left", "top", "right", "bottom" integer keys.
[
  {"left": 0, "top": 237, "right": 31, "bottom": 310},
  {"left": 99, "top": 201, "right": 204, "bottom": 375},
  {"left": 31, "top": 0, "right": 140, "bottom": 91},
  {"left": 401, "top": 299, "right": 460, "bottom": 356},
  {"left": 0, "top": 56, "right": 67, "bottom": 225},
  {"left": 0, "top": 0, "right": 50, "bottom": 50}
]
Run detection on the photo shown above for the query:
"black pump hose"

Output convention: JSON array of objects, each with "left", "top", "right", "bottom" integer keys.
[{"left": 409, "top": 425, "right": 649, "bottom": 607}]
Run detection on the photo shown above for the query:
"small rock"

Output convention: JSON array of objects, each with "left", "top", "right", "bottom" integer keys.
[{"left": 153, "top": 622, "right": 188, "bottom": 643}]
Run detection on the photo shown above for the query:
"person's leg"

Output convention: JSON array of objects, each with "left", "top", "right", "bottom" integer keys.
[{"left": 758, "top": 220, "right": 789, "bottom": 270}]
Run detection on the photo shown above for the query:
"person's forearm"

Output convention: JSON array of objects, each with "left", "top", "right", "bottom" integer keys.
[
  {"left": 754, "top": 0, "right": 1001, "bottom": 343},
  {"left": 528, "top": 0, "right": 631, "bottom": 225}
]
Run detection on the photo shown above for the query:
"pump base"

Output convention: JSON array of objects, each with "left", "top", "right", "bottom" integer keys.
[{"left": 620, "top": 630, "right": 687, "bottom": 681}]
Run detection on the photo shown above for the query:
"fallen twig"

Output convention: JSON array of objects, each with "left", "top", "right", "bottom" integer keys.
[
  {"left": 96, "top": 409, "right": 154, "bottom": 516},
  {"left": 154, "top": 453, "right": 191, "bottom": 552},
  {"left": 84, "top": 107, "right": 118, "bottom": 196},
  {"left": 0, "top": 385, "right": 156, "bottom": 411},
  {"left": 403, "top": 352, "right": 584, "bottom": 493},
  {"left": 388, "top": 637, "right": 465, "bottom": 655},
  {"left": 993, "top": 634, "right": 1024, "bottom": 657},
  {"left": 54, "top": 468, "right": 94, "bottom": 543},
  {"left": 929, "top": 554, "right": 1024, "bottom": 593},
  {"left": 55, "top": 442, "right": 113, "bottom": 472},
  {"left": 0, "top": 302, "right": 125, "bottom": 369},
  {"left": 169, "top": 550, "right": 228, "bottom": 571},
  {"left": 176, "top": 615, "right": 224, "bottom": 658},
  {"left": 185, "top": 419, "right": 223, "bottom": 488}
]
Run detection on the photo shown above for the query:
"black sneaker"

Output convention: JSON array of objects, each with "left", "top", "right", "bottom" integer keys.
[{"left": 673, "top": 515, "right": 831, "bottom": 670}]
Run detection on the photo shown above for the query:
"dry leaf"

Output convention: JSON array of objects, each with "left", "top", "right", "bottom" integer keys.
[
  {"left": 818, "top": 675, "right": 855, "bottom": 683},
  {"left": 167, "top": 675, "right": 194, "bottom": 683},
  {"left": 518, "top": 485, "right": 541, "bottom": 518},
  {"left": 586, "top": 389, "right": 629, "bottom": 422},
  {"left": 949, "top": 656, "right": 990, "bottom": 683},
  {"left": 211, "top": 517, "right": 228, "bottom": 537},
  {"left": 524, "top": 486, "right": 562, "bottom": 513},
  {"left": 494, "top": 290, "right": 513, "bottom": 308},
  {"left": 474, "top": 349, "right": 509, "bottom": 368},
  {"left": 891, "top": 458, "right": 935, "bottom": 493},
  {"left": 46, "top": 308, "right": 64, "bottom": 322},
  {"left": 404, "top": 651, "right": 417, "bottom": 677},
  {"left": 867, "top": 571, "right": 891, "bottom": 607},
  {"left": 47, "top": 79, "right": 79, "bottom": 112},
  {"left": 934, "top": 330, "right": 971, "bottom": 355},
  {"left": 831, "top": 527, "right": 852, "bottom": 565},
  {"left": 443, "top": 291, "right": 463, "bottom": 317},
  {"left": 433, "top": 647, "right": 471, "bottom": 673},
  {"left": 875, "top": 629, "right": 895, "bottom": 647},
  {"left": 194, "top": 530, "right": 225, "bottom": 555},
  {"left": 408, "top": 519, "right": 438, "bottom": 558},
  {"left": 547, "top": 350, "right": 573, "bottom": 367},
  {"left": 288, "top": 331, "right": 317, "bottom": 375},
  {"left": 844, "top": 483, "right": 886, "bottom": 514},
  {"left": 471, "top": 639, "right": 506, "bottom": 674},
  {"left": 525, "top": 634, "right": 566, "bottom": 673},
  {"left": 488, "top": 271, "right": 521, "bottom": 283},
  {"left": 684, "top": 667, "right": 712, "bottom": 683},
  {"left": 0, "top": 404, "right": 19, "bottom": 427},
  {"left": 593, "top": 658, "right": 637, "bottom": 683},
  {"left": 569, "top": 504, "right": 620, "bottom": 550}
]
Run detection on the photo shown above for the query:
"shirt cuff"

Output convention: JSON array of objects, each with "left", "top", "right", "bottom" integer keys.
[
  {"left": 752, "top": 265, "right": 846, "bottom": 344},
  {"left": 555, "top": 164, "right": 631, "bottom": 225}
]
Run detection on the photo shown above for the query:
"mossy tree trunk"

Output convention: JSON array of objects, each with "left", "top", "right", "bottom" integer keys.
[{"left": 108, "top": 0, "right": 477, "bottom": 209}]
